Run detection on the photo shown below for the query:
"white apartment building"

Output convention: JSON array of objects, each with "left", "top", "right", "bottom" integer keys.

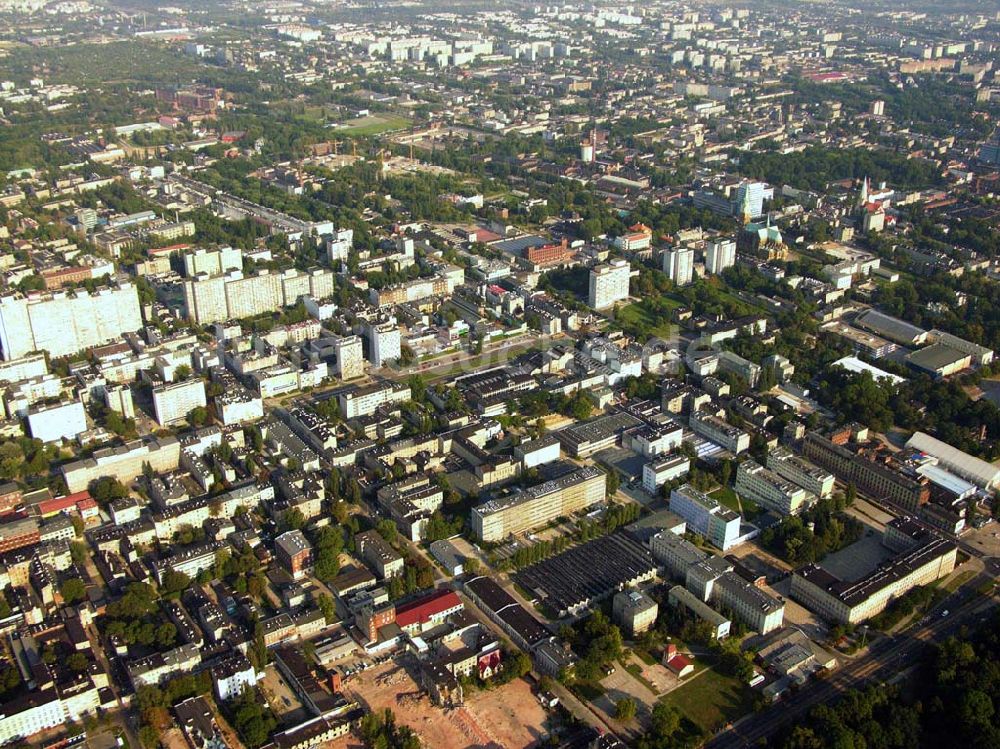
[
  {"left": 26, "top": 399, "right": 87, "bottom": 443},
  {"left": 326, "top": 228, "right": 354, "bottom": 263},
  {"left": 642, "top": 454, "right": 691, "bottom": 494},
  {"left": 153, "top": 379, "right": 207, "bottom": 426},
  {"left": 332, "top": 336, "right": 365, "bottom": 380},
  {"left": 588, "top": 259, "right": 632, "bottom": 310},
  {"left": 705, "top": 238, "right": 736, "bottom": 275},
  {"left": 0, "top": 284, "right": 142, "bottom": 360},
  {"left": 337, "top": 380, "right": 411, "bottom": 419},
  {"left": 0, "top": 353, "right": 48, "bottom": 384},
  {"left": 183, "top": 268, "right": 336, "bottom": 324},
  {"left": 735, "top": 459, "right": 813, "bottom": 516},
  {"left": 767, "top": 446, "right": 836, "bottom": 498},
  {"left": 183, "top": 246, "right": 242, "bottom": 277},
  {"left": 662, "top": 247, "right": 694, "bottom": 286},
  {"left": 364, "top": 320, "right": 402, "bottom": 368}
]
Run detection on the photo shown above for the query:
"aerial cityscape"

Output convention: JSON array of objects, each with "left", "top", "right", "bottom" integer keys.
[{"left": 0, "top": 1, "right": 998, "bottom": 748}]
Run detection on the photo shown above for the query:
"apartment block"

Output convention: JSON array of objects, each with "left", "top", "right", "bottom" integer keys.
[
  {"left": 337, "top": 380, "right": 410, "bottom": 419},
  {"left": 662, "top": 247, "right": 694, "bottom": 286},
  {"left": 735, "top": 459, "right": 813, "bottom": 516},
  {"left": 705, "top": 238, "right": 736, "bottom": 275},
  {"left": 588, "top": 259, "right": 631, "bottom": 310},
  {"left": 689, "top": 409, "right": 750, "bottom": 453},
  {"left": 153, "top": 379, "right": 207, "bottom": 426},
  {"left": 331, "top": 336, "right": 365, "bottom": 380},
  {"left": 363, "top": 320, "right": 402, "bottom": 368},
  {"left": 183, "top": 246, "right": 242, "bottom": 277},
  {"left": 0, "top": 284, "right": 142, "bottom": 360},
  {"left": 668, "top": 484, "right": 742, "bottom": 550},
  {"left": 62, "top": 436, "right": 182, "bottom": 493},
  {"left": 767, "top": 446, "right": 835, "bottom": 498},
  {"left": 26, "top": 399, "right": 87, "bottom": 443},
  {"left": 642, "top": 454, "right": 691, "bottom": 494},
  {"left": 472, "top": 465, "right": 606, "bottom": 542}
]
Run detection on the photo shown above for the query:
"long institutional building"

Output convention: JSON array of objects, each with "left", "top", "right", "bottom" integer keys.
[
  {"left": 472, "top": 465, "right": 606, "bottom": 542},
  {"left": 790, "top": 518, "right": 957, "bottom": 624},
  {"left": 0, "top": 284, "right": 142, "bottom": 360},
  {"left": 650, "top": 530, "right": 785, "bottom": 635},
  {"left": 802, "top": 431, "right": 929, "bottom": 512}
]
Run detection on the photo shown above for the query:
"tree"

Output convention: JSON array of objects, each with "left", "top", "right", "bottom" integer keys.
[
  {"left": 60, "top": 578, "right": 86, "bottom": 604},
  {"left": 605, "top": 468, "right": 620, "bottom": 497},
  {"left": 281, "top": 507, "right": 306, "bottom": 532},
  {"left": 615, "top": 697, "right": 637, "bottom": 721},
  {"left": 173, "top": 365, "right": 192, "bottom": 382},
  {"left": 160, "top": 569, "right": 191, "bottom": 596},
  {"left": 650, "top": 702, "right": 681, "bottom": 737},
  {"left": 316, "top": 593, "right": 337, "bottom": 624},
  {"left": 188, "top": 406, "right": 210, "bottom": 427},
  {"left": 66, "top": 653, "right": 89, "bottom": 672},
  {"left": 90, "top": 476, "right": 129, "bottom": 507}
]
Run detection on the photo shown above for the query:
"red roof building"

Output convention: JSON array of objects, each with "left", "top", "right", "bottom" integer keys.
[
  {"left": 37, "top": 491, "right": 93, "bottom": 518},
  {"left": 394, "top": 589, "right": 463, "bottom": 634},
  {"left": 663, "top": 644, "right": 694, "bottom": 678}
]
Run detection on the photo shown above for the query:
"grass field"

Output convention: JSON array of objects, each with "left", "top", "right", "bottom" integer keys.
[
  {"left": 338, "top": 114, "right": 410, "bottom": 136},
  {"left": 616, "top": 300, "right": 679, "bottom": 339},
  {"left": 658, "top": 668, "right": 754, "bottom": 734},
  {"left": 711, "top": 486, "right": 761, "bottom": 520}
]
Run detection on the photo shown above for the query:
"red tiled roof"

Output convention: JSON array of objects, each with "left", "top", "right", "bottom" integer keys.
[
  {"left": 666, "top": 653, "right": 692, "bottom": 673},
  {"left": 394, "top": 589, "right": 462, "bottom": 628}
]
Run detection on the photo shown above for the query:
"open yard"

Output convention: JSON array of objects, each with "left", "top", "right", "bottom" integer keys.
[
  {"left": 343, "top": 657, "right": 553, "bottom": 749},
  {"left": 616, "top": 300, "right": 680, "bottom": 339},
  {"left": 656, "top": 667, "right": 754, "bottom": 734},
  {"left": 338, "top": 114, "right": 410, "bottom": 136}
]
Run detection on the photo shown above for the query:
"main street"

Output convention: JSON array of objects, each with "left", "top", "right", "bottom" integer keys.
[{"left": 706, "top": 573, "right": 998, "bottom": 748}]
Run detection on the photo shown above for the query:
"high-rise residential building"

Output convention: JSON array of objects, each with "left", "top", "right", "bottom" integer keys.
[
  {"left": 662, "top": 247, "right": 694, "bottom": 286},
  {"left": 332, "top": 336, "right": 365, "bottom": 380},
  {"left": 588, "top": 259, "right": 631, "bottom": 310},
  {"left": 225, "top": 271, "right": 282, "bottom": 320},
  {"left": 733, "top": 181, "right": 769, "bottom": 221},
  {"left": 363, "top": 320, "right": 401, "bottom": 368},
  {"left": 183, "top": 246, "right": 242, "bottom": 277},
  {"left": 326, "top": 228, "right": 354, "bottom": 263},
  {"left": 152, "top": 379, "right": 207, "bottom": 426},
  {"left": 183, "top": 274, "right": 228, "bottom": 325},
  {"left": 705, "top": 238, "right": 736, "bottom": 275},
  {"left": 183, "top": 268, "right": 336, "bottom": 324},
  {"left": 0, "top": 284, "right": 143, "bottom": 361},
  {"left": 26, "top": 399, "right": 87, "bottom": 443}
]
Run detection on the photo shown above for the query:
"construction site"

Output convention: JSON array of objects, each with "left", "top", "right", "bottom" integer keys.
[{"left": 338, "top": 657, "right": 554, "bottom": 749}]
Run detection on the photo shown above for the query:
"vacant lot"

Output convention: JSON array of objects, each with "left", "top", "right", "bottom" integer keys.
[
  {"left": 344, "top": 657, "right": 552, "bottom": 748},
  {"left": 657, "top": 667, "right": 754, "bottom": 734}
]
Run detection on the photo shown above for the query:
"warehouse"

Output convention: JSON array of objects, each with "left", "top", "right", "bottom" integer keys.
[{"left": 513, "top": 533, "right": 657, "bottom": 618}]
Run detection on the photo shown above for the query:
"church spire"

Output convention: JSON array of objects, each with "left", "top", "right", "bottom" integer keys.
[{"left": 858, "top": 176, "right": 869, "bottom": 208}]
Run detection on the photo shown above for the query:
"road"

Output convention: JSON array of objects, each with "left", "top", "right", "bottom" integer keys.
[{"left": 705, "top": 574, "right": 998, "bottom": 749}]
